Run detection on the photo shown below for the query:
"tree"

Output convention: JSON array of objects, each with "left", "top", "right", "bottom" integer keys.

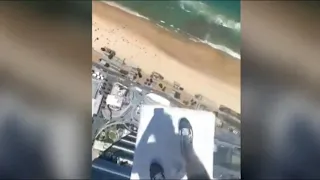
[{"left": 159, "top": 83, "right": 163, "bottom": 88}]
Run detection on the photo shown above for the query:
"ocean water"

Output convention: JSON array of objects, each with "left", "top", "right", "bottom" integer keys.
[{"left": 108, "top": 1, "right": 240, "bottom": 59}]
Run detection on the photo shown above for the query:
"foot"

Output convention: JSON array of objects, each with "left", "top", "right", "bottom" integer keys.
[
  {"left": 150, "top": 161, "right": 165, "bottom": 180},
  {"left": 179, "top": 118, "right": 193, "bottom": 160}
]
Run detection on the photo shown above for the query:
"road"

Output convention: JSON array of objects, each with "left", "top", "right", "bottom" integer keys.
[{"left": 93, "top": 62, "right": 182, "bottom": 107}]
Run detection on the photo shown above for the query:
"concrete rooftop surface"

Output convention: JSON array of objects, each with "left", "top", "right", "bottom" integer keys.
[{"left": 131, "top": 105, "right": 215, "bottom": 179}]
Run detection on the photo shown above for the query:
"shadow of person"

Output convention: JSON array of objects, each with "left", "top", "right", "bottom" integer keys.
[
  {"left": 0, "top": 114, "right": 52, "bottom": 179},
  {"left": 184, "top": 147, "right": 210, "bottom": 180},
  {"left": 279, "top": 116, "right": 320, "bottom": 179},
  {"left": 132, "top": 107, "right": 184, "bottom": 179},
  {"left": 132, "top": 107, "right": 210, "bottom": 180}
]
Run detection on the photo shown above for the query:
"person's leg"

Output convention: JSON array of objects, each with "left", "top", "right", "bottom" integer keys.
[
  {"left": 179, "top": 118, "right": 210, "bottom": 180},
  {"left": 179, "top": 118, "right": 193, "bottom": 161},
  {"left": 150, "top": 161, "right": 165, "bottom": 180}
]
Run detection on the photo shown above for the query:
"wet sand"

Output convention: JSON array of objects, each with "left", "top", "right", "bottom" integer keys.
[{"left": 92, "top": 1, "right": 240, "bottom": 113}]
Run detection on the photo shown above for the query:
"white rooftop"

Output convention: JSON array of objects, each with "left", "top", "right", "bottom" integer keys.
[
  {"left": 131, "top": 105, "right": 215, "bottom": 179},
  {"left": 106, "top": 94, "right": 124, "bottom": 108},
  {"left": 135, "top": 87, "right": 142, "bottom": 92},
  {"left": 93, "top": 140, "right": 111, "bottom": 152},
  {"left": 145, "top": 93, "right": 170, "bottom": 106},
  {"left": 111, "top": 83, "right": 128, "bottom": 97},
  {"left": 92, "top": 93, "right": 103, "bottom": 117}
]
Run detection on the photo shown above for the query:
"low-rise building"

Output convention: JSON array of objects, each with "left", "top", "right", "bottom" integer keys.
[
  {"left": 106, "top": 82, "right": 128, "bottom": 111},
  {"left": 92, "top": 79, "right": 103, "bottom": 117},
  {"left": 92, "top": 94, "right": 103, "bottom": 117}
]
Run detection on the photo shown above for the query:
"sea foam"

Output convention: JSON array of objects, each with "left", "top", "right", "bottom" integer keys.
[
  {"left": 103, "top": 1, "right": 240, "bottom": 60},
  {"left": 179, "top": 1, "right": 240, "bottom": 32},
  {"left": 103, "top": 1, "right": 150, "bottom": 21},
  {"left": 189, "top": 37, "right": 240, "bottom": 60}
]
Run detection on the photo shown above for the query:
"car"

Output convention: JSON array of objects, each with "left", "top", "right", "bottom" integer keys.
[
  {"left": 233, "top": 130, "right": 239, "bottom": 135},
  {"left": 216, "top": 120, "right": 223, "bottom": 128},
  {"left": 132, "top": 126, "right": 137, "bottom": 132},
  {"left": 136, "top": 106, "right": 140, "bottom": 115}
]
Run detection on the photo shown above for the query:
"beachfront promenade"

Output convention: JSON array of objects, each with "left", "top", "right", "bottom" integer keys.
[{"left": 93, "top": 48, "right": 240, "bottom": 124}]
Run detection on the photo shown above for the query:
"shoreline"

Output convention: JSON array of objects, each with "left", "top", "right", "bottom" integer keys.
[
  {"left": 104, "top": 1, "right": 241, "bottom": 60},
  {"left": 92, "top": 1, "right": 240, "bottom": 113}
]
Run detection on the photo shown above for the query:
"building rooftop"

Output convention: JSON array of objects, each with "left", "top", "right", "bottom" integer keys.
[
  {"left": 92, "top": 94, "right": 103, "bottom": 117},
  {"left": 92, "top": 79, "right": 101, "bottom": 99},
  {"left": 106, "top": 82, "right": 129, "bottom": 110},
  {"left": 106, "top": 95, "right": 124, "bottom": 109},
  {"left": 92, "top": 77, "right": 103, "bottom": 117},
  {"left": 145, "top": 93, "right": 170, "bottom": 106}
]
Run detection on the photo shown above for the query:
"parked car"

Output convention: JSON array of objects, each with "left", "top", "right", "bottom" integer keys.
[
  {"left": 233, "top": 130, "right": 239, "bottom": 135},
  {"left": 216, "top": 119, "right": 223, "bottom": 128}
]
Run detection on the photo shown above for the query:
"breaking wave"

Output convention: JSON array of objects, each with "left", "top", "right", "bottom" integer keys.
[
  {"left": 103, "top": 1, "right": 150, "bottom": 21},
  {"left": 190, "top": 38, "right": 240, "bottom": 60},
  {"left": 179, "top": 2, "right": 191, "bottom": 13},
  {"left": 179, "top": 1, "right": 240, "bottom": 32}
]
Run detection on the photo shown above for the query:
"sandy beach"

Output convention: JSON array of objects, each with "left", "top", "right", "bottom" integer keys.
[{"left": 92, "top": 1, "right": 240, "bottom": 113}]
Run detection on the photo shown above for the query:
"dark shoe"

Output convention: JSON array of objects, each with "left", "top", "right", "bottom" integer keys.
[
  {"left": 179, "top": 118, "right": 193, "bottom": 159},
  {"left": 150, "top": 161, "right": 165, "bottom": 180}
]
